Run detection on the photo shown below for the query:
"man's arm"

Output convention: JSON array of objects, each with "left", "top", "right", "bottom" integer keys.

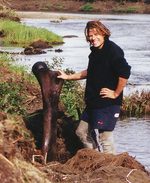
[
  {"left": 57, "top": 70, "right": 87, "bottom": 80},
  {"left": 100, "top": 77, "right": 128, "bottom": 99}
]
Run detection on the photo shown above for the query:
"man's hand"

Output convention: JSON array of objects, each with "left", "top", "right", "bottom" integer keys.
[
  {"left": 57, "top": 70, "right": 69, "bottom": 80},
  {"left": 100, "top": 77, "right": 128, "bottom": 99},
  {"left": 100, "top": 88, "right": 118, "bottom": 99}
]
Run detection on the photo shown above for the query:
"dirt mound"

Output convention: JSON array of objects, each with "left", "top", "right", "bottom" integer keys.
[
  {"left": 59, "top": 149, "right": 147, "bottom": 173},
  {"left": 43, "top": 148, "right": 150, "bottom": 183}
]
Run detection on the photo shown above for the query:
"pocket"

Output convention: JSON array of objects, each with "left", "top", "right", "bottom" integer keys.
[{"left": 91, "top": 106, "right": 120, "bottom": 131}]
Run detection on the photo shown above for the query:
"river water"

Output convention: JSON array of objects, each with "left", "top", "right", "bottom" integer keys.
[{"left": 1, "top": 13, "right": 150, "bottom": 170}]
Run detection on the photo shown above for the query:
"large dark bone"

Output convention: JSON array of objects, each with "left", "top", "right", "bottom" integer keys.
[{"left": 32, "top": 62, "right": 63, "bottom": 163}]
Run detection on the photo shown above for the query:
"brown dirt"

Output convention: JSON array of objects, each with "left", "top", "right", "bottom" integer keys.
[
  {"left": 0, "top": 154, "right": 23, "bottom": 183},
  {"left": 45, "top": 149, "right": 150, "bottom": 183},
  {"left": 1, "top": 0, "right": 150, "bottom": 14}
]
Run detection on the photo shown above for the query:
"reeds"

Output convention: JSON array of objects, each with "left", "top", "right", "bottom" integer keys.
[{"left": 122, "top": 90, "right": 150, "bottom": 117}]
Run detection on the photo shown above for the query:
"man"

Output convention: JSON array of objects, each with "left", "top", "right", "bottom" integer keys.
[{"left": 58, "top": 20, "right": 131, "bottom": 154}]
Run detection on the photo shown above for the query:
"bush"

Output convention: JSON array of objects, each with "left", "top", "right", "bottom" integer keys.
[{"left": 60, "top": 68, "right": 85, "bottom": 119}]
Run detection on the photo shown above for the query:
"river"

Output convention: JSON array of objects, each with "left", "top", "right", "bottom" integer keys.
[{"left": 1, "top": 12, "right": 150, "bottom": 170}]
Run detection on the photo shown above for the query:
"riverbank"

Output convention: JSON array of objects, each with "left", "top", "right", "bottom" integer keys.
[{"left": 1, "top": 0, "right": 150, "bottom": 14}]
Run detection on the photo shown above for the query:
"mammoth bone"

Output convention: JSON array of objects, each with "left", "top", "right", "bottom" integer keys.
[{"left": 32, "top": 61, "right": 64, "bottom": 164}]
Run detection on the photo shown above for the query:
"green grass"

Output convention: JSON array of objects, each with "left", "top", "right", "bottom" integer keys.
[
  {"left": 112, "top": 6, "right": 140, "bottom": 13},
  {"left": 80, "top": 3, "right": 93, "bottom": 12},
  {"left": 0, "top": 20, "right": 63, "bottom": 47}
]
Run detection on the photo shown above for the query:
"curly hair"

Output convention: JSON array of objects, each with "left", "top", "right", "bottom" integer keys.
[{"left": 85, "top": 20, "right": 111, "bottom": 42}]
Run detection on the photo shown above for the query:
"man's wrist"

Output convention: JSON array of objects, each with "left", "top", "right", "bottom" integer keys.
[{"left": 114, "top": 91, "right": 119, "bottom": 98}]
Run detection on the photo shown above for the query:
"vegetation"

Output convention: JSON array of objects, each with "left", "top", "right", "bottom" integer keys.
[
  {"left": 0, "top": 5, "right": 20, "bottom": 21},
  {"left": 0, "top": 19, "right": 62, "bottom": 47},
  {"left": 0, "top": 82, "right": 25, "bottom": 115},
  {"left": 80, "top": 3, "right": 94, "bottom": 12},
  {"left": 0, "top": 54, "right": 150, "bottom": 119},
  {"left": 0, "top": 53, "right": 38, "bottom": 115},
  {"left": 122, "top": 91, "right": 150, "bottom": 117}
]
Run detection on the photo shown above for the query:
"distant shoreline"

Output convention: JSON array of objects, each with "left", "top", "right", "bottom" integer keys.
[
  {"left": 16, "top": 11, "right": 150, "bottom": 20},
  {"left": 16, "top": 11, "right": 92, "bottom": 19}
]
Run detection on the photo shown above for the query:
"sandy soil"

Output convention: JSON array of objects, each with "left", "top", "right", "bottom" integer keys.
[{"left": 16, "top": 11, "right": 90, "bottom": 19}]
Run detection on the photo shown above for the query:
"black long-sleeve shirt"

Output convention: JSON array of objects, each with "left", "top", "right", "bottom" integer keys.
[{"left": 85, "top": 38, "right": 131, "bottom": 109}]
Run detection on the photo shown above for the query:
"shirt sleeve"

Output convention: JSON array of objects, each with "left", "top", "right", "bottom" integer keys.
[{"left": 111, "top": 44, "right": 131, "bottom": 79}]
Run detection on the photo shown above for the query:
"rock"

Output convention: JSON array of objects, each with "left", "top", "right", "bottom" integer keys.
[
  {"left": 63, "top": 35, "right": 78, "bottom": 38},
  {"left": 29, "top": 40, "right": 52, "bottom": 49},
  {"left": 55, "top": 48, "right": 63, "bottom": 52},
  {"left": 23, "top": 46, "right": 46, "bottom": 55}
]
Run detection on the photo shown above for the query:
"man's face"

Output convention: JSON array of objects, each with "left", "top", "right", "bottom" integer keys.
[{"left": 88, "top": 28, "right": 105, "bottom": 48}]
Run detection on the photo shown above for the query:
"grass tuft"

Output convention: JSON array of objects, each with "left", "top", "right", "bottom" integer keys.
[{"left": 0, "top": 20, "right": 63, "bottom": 47}]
